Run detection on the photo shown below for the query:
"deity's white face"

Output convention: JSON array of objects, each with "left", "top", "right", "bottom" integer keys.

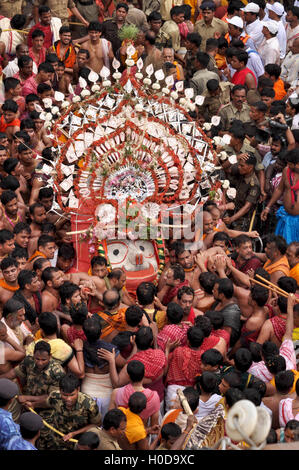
[{"left": 106, "top": 240, "right": 158, "bottom": 289}]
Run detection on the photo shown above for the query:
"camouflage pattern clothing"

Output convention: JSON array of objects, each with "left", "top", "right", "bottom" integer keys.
[
  {"left": 154, "top": 29, "right": 172, "bottom": 51},
  {"left": 39, "top": 391, "right": 101, "bottom": 450},
  {"left": 14, "top": 356, "right": 66, "bottom": 399}
]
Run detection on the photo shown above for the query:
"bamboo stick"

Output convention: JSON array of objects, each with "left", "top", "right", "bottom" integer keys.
[
  {"left": 256, "top": 274, "right": 289, "bottom": 297},
  {"left": 28, "top": 407, "right": 78, "bottom": 443},
  {"left": 248, "top": 209, "right": 256, "bottom": 232},
  {"left": 177, "top": 388, "right": 193, "bottom": 416},
  {"left": 249, "top": 277, "right": 288, "bottom": 298}
]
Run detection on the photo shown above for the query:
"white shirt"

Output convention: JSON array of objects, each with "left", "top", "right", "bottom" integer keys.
[
  {"left": 275, "top": 19, "right": 287, "bottom": 59},
  {"left": 281, "top": 51, "right": 299, "bottom": 85},
  {"left": 258, "top": 36, "right": 280, "bottom": 65},
  {"left": 286, "top": 23, "right": 299, "bottom": 53},
  {"left": 245, "top": 47, "right": 265, "bottom": 78},
  {"left": 0, "top": 18, "right": 23, "bottom": 55},
  {"left": 2, "top": 57, "right": 38, "bottom": 78},
  {"left": 245, "top": 18, "right": 264, "bottom": 49},
  {"left": 292, "top": 113, "right": 299, "bottom": 130}
]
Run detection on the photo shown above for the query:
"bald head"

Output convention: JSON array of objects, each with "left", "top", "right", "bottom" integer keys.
[
  {"left": 103, "top": 288, "right": 121, "bottom": 311},
  {"left": 203, "top": 211, "right": 214, "bottom": 234}
]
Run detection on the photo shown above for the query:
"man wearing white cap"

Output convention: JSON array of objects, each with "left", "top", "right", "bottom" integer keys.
[
  {"left": 242, "top": 2, "right": 264, "bottom": 50},
  {"left": 225, "top": 16, "right": 257, "bottom": 50},
  {"left": 266, "top": 2, "right": 286, "bottom": 59},
  {"left": 258, "top": 20, "right": 280, "bottom": 65}
]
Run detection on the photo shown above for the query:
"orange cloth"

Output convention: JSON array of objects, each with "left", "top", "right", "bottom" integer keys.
[
  {"left": 51, "top": 41, "right": 76, "bottom": 69},
  {"left": 270, "top": 369, "right": 299, "bottom": 393},
  {"left": 0, "top": 115, "right": 20, "bottom": 132},
  {"left": 96, "top": 307, "right": 127, "bottom": 339},
  {"left": 290, "top": 263, "right": 299, "bottom": 286},
  {"left": 202, "top": 227, "right": 219, "bottom": 240},
  {"left": 225, "top": 33, "right": 250, "bottom": 45},
  {"left": 215, "top": 53, "right": 227, "bottom": 70},
  {"left": 0, "top": 279, "right": 19, "bottom": 291},
  {"left": 27, "top": 250, "right": 47, "bottom": 264},
  {"left": 263, "top": 255, "right": 290, "bottom": 277},
  {"left": 118, "top": 407, "right": 147, "bottom": 444},
  {"left": 273, "top": 78, "right": 286, "bottom": 101}
]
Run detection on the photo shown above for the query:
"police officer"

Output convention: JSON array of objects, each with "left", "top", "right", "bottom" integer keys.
[
  {"left": 223, "top": 152, "right": 261, "bottom": 231},
  {"left": 0, "top": 378, "right": 21, "bottom": 450}
]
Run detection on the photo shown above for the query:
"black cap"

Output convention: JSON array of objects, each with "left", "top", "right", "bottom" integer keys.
[
  {"left": 19, "top": 412, "right": 44, "bottom": 432},
  {"left": 200, "top": 1, "right": 216, "bottom": 10},
  {"left": 0, "top": 378, "right": 18, "bottom": 400}
]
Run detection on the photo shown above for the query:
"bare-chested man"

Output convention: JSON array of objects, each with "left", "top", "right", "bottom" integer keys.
[
  {"left": 0, "top": 229, "right": 15, "bottom": 265},
  {"left": 41, "top": 267, "right": 65, "bottom": 313},
  {"left": 17, "top": 144, "right": 39, "bottom": 183},
  {"left": 0, "top": 257, "right": 19, "bottom": 314},
  {"left": 27, "top": 203, "right": 47, "bottom": 258},
  {"left": 175, "top": 244, "right": 201, "bottom": 293},
  {"left": 261, "top": 148, "right": 299, "bottom": 244},
  {"left": 0, "top": 144, "right": 8, "bottom": 177},
  {"left": 0, "top": 190, "right": 26, "bottom": 232},
  {"left": 80, "top": 21, "right": 114, "bottom": 74},
  {"left": 0, "top": 321, "right": 25, "bottom": 375}
]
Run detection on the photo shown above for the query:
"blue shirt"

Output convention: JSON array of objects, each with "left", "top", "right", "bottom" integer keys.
[
  {"left": 0, "top": 408, "right": 21, "bottom": 450},
  {"left": 6, "top": 435, "right": 37, "bottom": 450}
]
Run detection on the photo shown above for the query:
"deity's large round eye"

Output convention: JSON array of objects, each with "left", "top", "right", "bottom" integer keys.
[
  {"left": 107, "top": 242, "right": 128, "bottom": 265},
  {"left": 134, "top": 241, "right": 155, "bottom": 258}
]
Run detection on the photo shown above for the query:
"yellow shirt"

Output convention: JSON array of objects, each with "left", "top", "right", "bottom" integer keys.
[
  {"left": 118, "top": 407, "right": 147, "bottom": 444},
  {"left": 26, "top": 337, "right": 73, "bottom": 364}
]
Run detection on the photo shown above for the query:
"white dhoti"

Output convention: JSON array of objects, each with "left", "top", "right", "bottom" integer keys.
[{"left": 81, "top": 372, "right": 113, "bottom": 419}]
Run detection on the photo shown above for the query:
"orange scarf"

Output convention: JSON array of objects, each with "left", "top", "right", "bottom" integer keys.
[
  {"left": 0, "top": 279, "right": 19, "bottom": 291},
  {"left": 27, "top": 250, "right": 47, "bottom": 263},
  {"left": 263, "top": 255, "right": 290, "bottom": 277},
  {"left": 290, "top": 263, "right": 299, "bottom": 285}
]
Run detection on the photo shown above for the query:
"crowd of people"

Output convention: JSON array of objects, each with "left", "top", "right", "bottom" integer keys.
[{"left": 0, "top": 0, "right": 299, "bottom": 453}]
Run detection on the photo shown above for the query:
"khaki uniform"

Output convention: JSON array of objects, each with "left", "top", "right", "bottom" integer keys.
[
  {"left": 160, "top": 20, "right": 180, "bottom": 52},
  {"left": 89, "top": 427, "right": 122, "bottom": 450},
  {"left": 219, "top": 102, "right": 251, "bottom": 131},
  {"left": 33, "top": 0, "right": 76, "bottom": 24},
  {"left": 155, "top": 29, "right": 172, "bottom": 50},
  {"left": 197, "top": 90, "right": 222, "bottom": 121},
  {"left": 127, "top": 4, "right": 149, "bottom": 32},
  {"left": 0, "top": 0, "right": 25, "bottom": 18},
  {"left": 184, "top": 50, "right": 197, "bottom": 81},
  {"left": 39, "top": 391, "right": 101, "bottom": 450},
  {"left": 228, "top": 164, "right": 261, "bottom": 231},
  {"left": 142, "top": 0, "right": 160, "bottom": 16},
  {"left": 160, "top": 0, "right": 183, "bottom": 21},
  {"left": 223, "top": 141, "right": 264, "bottom": 172},
  {"left": 189, "top": 68, "right": 219, "bottom": 97},
  {"left": 194, "top": 17, "right": 228, "bottom": 51},
  {"left": 207, "top": 55, "right": 219, "bottom": 75}
]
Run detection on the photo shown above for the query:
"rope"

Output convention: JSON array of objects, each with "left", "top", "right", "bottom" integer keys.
[
  {"left": 28, "top": 407, "right": 78, "bottom": 443},
  {"left": 1, "top": 29, "right": 29, "bottom": 34}
]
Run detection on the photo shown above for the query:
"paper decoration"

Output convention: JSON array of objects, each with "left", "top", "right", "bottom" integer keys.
[
  {"left": 211, "top": 116, "right": 221, "bottom": 127},
  {"left": 195, "top": 95, "right": 205, "bottom": 105}
]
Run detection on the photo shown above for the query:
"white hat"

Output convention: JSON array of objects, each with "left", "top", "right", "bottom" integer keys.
[
  {"left": 262, "top": 19, "right": 279, "bottom": 34},
  {"left": 241, "top": 2, "right": 260, "bottom": 13},
  {"left": 266, "top": 2, "right": 284, "bottom": 16},
  {"left": 227, "top": 16, "right": 244, "bottom": 28}
]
